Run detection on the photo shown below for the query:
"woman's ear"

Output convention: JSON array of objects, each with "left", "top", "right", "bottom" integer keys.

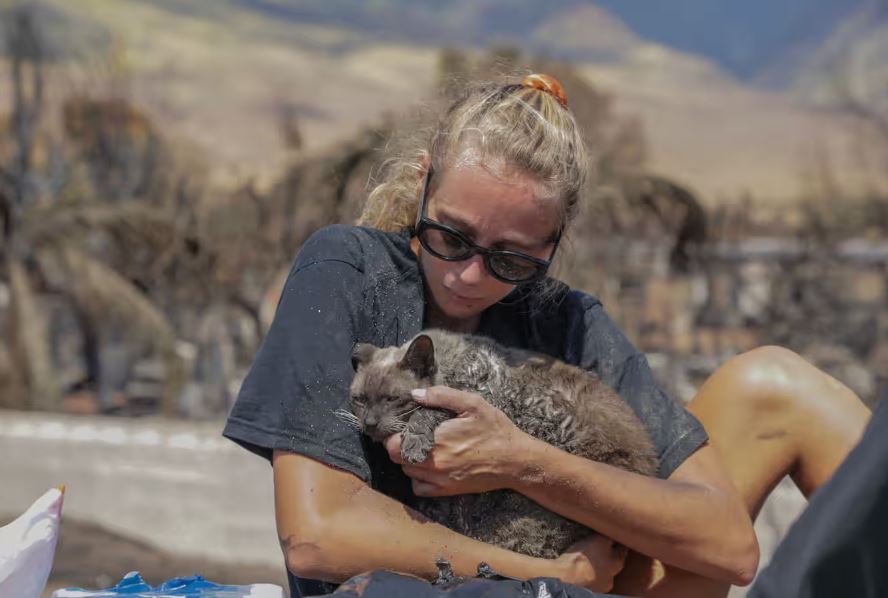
[{"left": 418, "top": 151, "right": 431, "bottom": 181}]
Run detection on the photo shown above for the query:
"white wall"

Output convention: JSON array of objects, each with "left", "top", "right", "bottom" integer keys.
[{"left": 0, "top": 410, "right": 281, "bottom": 567}]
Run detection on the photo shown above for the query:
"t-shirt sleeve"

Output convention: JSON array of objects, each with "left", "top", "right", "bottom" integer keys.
[
  {"left": 222, "top": 227, "right": 371, "bottom": 481},
  {"left": 576, "top": 297, "right": 709, "bottom": 479}
]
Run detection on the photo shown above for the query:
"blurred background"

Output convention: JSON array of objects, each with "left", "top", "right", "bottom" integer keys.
[{"left": 0, "top": 0, "right": 885, "bottom": 596}]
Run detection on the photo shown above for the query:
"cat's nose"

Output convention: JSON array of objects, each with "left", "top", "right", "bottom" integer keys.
[{"left": 365, "top": 414, "right": 379, "bottom": 431}]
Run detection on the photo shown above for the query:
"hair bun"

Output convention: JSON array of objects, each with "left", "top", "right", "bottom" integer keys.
[{"left": 521, "top": 73, "right": 569, "bottom": 109}]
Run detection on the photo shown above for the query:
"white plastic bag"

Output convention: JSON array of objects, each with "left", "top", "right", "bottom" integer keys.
[{"left": 0, "top": 486, "right": 65, "bottom": 598}]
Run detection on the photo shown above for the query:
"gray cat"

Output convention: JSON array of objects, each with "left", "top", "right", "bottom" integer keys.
[{"left": 342, "top": 329, "right": 658, "bottom": 559}]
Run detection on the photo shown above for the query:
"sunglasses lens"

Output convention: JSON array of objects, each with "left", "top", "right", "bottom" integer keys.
[
  {"left": 488, "top": 253, "right": 545, "bottom": 283},
  {"left": 419, "top": 226, "right": 473, "bottom": 259},
  {"left": 417, "top": 221, "right": 548, "bottom": 284}
]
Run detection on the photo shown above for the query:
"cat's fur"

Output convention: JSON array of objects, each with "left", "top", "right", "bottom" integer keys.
[{"left": 344, "top": 329, "right": 658, "bottom": 559}]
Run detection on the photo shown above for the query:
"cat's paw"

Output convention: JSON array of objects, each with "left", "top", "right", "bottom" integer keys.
[{"left": 401, "top": 433, "right": 433, "bottom": 464}]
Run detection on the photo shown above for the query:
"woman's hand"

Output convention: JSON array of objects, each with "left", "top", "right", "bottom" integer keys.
[
  {"left": 383, "top": 386, "right": 529, "bottom": 496},
  {"left": 553, "top": 534, "right": 628, "bottom": 592}
]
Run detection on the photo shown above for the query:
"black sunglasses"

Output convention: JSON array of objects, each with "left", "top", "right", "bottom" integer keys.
[{"left": 413, "top": 167, "right": 561, "bottom": 285}]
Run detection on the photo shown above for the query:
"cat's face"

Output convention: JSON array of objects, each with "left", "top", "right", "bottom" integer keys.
[{"left": 347, "top": 335, "right": 437, "bottom": 441}]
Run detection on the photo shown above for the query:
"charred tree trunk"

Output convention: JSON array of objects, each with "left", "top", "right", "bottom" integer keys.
[
  {"left": 8, "top": 6, "right": 45, "bottom": 207},
  {"left": 6, "top": 253, "right": 60, "bottom": 410},
  {"left": 2, "top": 6, "right": 60, "bottom": 410}
]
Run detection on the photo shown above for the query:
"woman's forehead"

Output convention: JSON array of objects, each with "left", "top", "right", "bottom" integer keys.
[{"left": 430, "top": 162, "right": 560, "bottom": 250}]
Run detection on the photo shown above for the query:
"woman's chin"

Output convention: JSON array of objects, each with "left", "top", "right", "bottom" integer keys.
[
  {"left": 427, "top": 285, "right": 502, "bottom": 327},
  {"left": 442, "top": 286, "right": 494, "bottom": 308},
  {"left": 439, "top": 301, "right": 490, "bottom": 327}
]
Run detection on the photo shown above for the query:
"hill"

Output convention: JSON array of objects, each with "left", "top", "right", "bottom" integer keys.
[
  {"left": 783, "top": 1, "right": 888, "bottom": 107},
  {"left": 147, "top": 0, "right": 870, "bottom": 83},
  {"left": 1, "top": 0, "right": 877, "bottom": 201}
]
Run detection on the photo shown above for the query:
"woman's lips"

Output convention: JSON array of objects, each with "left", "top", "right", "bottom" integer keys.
[{"left": 446, "top": 287, "right": 481, "bottom": 302}]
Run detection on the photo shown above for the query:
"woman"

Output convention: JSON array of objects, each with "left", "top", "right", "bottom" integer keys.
[{"left": 222, "top": 74, "right": 870, "bottom": 597}]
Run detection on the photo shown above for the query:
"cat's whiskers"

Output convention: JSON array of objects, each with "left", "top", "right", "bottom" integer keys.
[
  {"left": 334, "top": 408, "right": 362, "bottom": 430},
  {"left": 399, "top": 405, "right": 422, "bottom": 418}
]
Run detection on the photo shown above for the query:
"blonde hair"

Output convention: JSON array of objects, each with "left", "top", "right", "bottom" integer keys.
[{"left": 358, "top": 75, "right": 589, "bottom": 238}]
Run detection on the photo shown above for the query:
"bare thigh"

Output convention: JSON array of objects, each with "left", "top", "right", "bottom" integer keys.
[{"left": 613, "top": 346, "right": 870, "bottom": 598}]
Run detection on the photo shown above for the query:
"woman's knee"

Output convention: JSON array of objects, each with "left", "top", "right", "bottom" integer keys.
[
  {"left": 694, "top": 345, "right": 813, "bottom": 420},
  {"left": 698, "top": 344, "right": 866, "bottom": 423},
  {"left": 729, "top": 345, "right": 811, "bottom": 390}
]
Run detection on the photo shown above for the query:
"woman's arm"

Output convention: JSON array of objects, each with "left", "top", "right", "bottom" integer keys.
[
  {"left": 272, "top": 450, "right": 626, "bottom": 591},
  {"left": 385, "top": 387, "right": 759, "bottom": 586},
  {"left": 512, "top": 435, "right": 758, "bottom": 585}
]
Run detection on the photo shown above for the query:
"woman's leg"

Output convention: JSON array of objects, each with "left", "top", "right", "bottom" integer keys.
[{"left": 615, "top": 346, "right": 871, "bottom": 598}]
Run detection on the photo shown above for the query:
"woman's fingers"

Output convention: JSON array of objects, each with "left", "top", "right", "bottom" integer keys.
[
  {"left": 405, "top": 467, "right": 437, "bottom": 495},
  {"left": 384, "top": 433, "right": 404, "bottom": 464},
  {"left": 401, "top": 464, "right": 425, "bottom": 479},
  {"left": 412, "top": 479, "right": 457, "bottom": 497},
  {"left": 411, "top": 386, "right": 483, "bottom": 414},
  {"left": 403, "top": 465, "right": 455, "bottom": 496},
  {"left": 402, "top": 464, "right": 443, "bottom": 480},
  {"left": 411, "top": 480, "right": 439, "bottom": 496}
]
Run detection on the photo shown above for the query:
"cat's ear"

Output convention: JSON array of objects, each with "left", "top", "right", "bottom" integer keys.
[
  {"left": 351, "top": 343, "right": 377, "bottom": 371},
  {"left": 401, "top": 334, "right": 436, "bottom": 380}
]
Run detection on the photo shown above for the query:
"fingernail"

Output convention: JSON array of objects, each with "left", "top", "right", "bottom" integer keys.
[{"left": 411, "top": 388, "right": 427, "bottom": 398}]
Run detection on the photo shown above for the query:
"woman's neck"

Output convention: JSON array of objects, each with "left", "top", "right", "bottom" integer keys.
[{"left": 424, "top": 303, "right": 480, "bottom": 334}]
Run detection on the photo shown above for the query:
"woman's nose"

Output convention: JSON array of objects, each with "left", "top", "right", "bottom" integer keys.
[{"left": 458, "top": 254, "right": 488, "bottom": 284}]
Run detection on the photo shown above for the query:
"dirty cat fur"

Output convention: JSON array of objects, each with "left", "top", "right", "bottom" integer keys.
[{"left": 345, "top": 329, "right": 658, "bottom": 559}]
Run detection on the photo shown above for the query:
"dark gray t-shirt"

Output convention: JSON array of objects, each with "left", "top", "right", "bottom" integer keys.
[{"left": 222, "top": 224, "right": 708, "bottom": 597}]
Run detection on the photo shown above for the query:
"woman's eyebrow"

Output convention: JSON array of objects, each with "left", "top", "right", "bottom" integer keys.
[
  {"left": 437, "top": 209, "right": 543, "bottom": 252},
  {"left": 437, "top": 210, "right": 479, "bottom": 237}
]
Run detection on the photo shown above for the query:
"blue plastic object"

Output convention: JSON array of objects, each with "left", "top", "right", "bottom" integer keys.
[{"left": 51, "top": 571, "right": 283, "bottom": 597}]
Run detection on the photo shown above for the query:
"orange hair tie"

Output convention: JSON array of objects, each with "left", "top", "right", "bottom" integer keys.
[{"left": 521, "top": 73, "right": 569, "bottom": 109}]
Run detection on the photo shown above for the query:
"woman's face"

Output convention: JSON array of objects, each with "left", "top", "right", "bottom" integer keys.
[{"left": 417, "top": 160, "right": 561, "bottom": 330}]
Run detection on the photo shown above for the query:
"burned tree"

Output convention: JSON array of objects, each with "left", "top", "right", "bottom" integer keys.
[{"left": 0, "top": 5, "right": 184, "bottom": 414}]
